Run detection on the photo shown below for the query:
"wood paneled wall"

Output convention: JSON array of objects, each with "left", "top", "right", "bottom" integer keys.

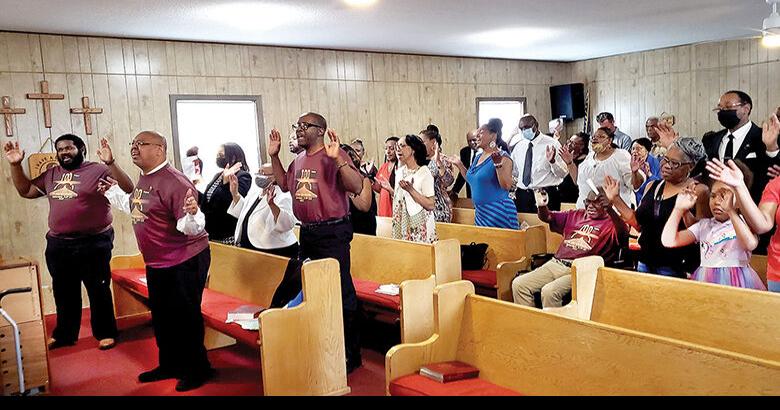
[
  {"left": 0, "top": 31, "right": 570, "bottom": 313},
  {"left": 571, "top": 39, "right": 780, "bottom": 140}
]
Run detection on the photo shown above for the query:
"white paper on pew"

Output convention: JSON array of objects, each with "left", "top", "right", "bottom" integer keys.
[
  {"left": 139, "top": 277, "right": 147, "bottom": 284},
  {"left": 226, "top": 318, "right": 260, "bottom": 331},
  {"left": 375, "top": 284, "right": 400, "bottom": 296}
]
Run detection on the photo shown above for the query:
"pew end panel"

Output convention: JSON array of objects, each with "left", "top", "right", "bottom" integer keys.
[
  {"left": 496, "top": 257, "right": 529, "bottom": 302},
  {"left": 109, "top": 253, "right": 149, "bottom": 320},
  {"left": 544, "top": 256, "right": 604, "bottom": 319},
  {"left": 399, "top": 275, "right": 436, "bottom": 344},
  {"left": 433, "top": 238, "right": 461, "bottom": 285},
  {"left": 259, "top": 258, "right": 350, "bottom": 396}
]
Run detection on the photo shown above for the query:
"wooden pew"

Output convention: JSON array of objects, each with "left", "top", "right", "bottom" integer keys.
[
  {"left": 451, "top": 207, "right": 563, "bottom": 254},
  {"left": 377, "top": 215, "right": 544, "bottom": 301},
  {"left": 553, "top": 256, "right": 780, "bottom": 363},
  {"left": 385, "top": 280, "right": 780, "bottom": 395},
  {"left": 110, "top": 245, "right": 350, "bottom": 396},
  {"left": 750, "top": 254, "right": 768, "bottom": 287}
]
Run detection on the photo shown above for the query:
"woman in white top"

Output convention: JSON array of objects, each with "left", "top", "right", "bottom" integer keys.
[
  {"left": 562, "top": 127, "right": 643, "bottom": 209},
  {"left": 227, "top": 163, "right": 299, "bottom": 258},
  {"left": 392, "top": 134, "right": 437, "bottom": 243}
]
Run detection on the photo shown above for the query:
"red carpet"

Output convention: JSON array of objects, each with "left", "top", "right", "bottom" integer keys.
[{"left": 44, "top": 309, "right": 387, "bottom": 396}]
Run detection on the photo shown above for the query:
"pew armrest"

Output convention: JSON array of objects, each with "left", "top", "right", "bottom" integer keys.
[
  {"left": 496, "top": 257, "right": 529, "bottom": 302},
  {"left": 110, "top": 253, "right": 144, "bottom": 270},
  {"left": 385, "top": 336, "right": 440, "bottom": 395},
  {"left": 543, "top": 301, "right": 580, "bottom": 319}
]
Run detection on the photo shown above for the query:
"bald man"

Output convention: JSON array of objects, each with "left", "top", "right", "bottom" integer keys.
[
  {"left": 105, "top": 131, "right": 213, "bottom": 392},
  {"left": 449, "top": 129, "right": 478, "bottom": 200}
]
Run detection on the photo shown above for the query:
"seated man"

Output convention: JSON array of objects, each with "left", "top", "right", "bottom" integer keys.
[{"left": 512, "top": 187, "right": 627, "bottom": 308}]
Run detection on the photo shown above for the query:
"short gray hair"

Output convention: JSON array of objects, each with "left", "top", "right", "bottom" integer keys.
[{"left": 671, "top": 137, "right": 706, "bottom": 164}]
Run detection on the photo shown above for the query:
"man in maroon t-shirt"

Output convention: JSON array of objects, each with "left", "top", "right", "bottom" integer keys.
[
  {"left": 117, "top": 131, "right": 214, "bottom": 392},
  {"left": 4, "top": 134, "right": 134, "bottom": 351},
  {"left": 511, "top": 188, "right": 628, "bottom": 307},
  {"left": 268, "top": 112, "right": 364, "bottom": 373}
]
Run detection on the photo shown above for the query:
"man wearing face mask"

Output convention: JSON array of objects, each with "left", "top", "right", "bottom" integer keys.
[
  {"left": 3, "top": 134, "right": 133, "bottom": 351},
  {"left": 509, "top": 114, "right": 568, "bottom": 212},
  {"left": 703, "top": 90, "right": 779, "bottom": 204},
  {"left": 227, "top": 163, "right": 299, "bottom": 257}
]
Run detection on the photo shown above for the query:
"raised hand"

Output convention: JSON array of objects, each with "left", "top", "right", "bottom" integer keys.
[
  {"left": 265, "top": 184, "right": 277, "bottom": 205},
  {"left": 768, "top": 164, "right": 780, "bottom": 180},
  {"left": 654, "top": 123, "right": 678, "bottom": 149},
  {"left": 558, "top": 145, "right": 574, "bottom": 165},
  {"left": 602, "top": 175, "right": 620, "bottom": 203},
  {"left": 490, "top": 151, "right": 503, "bottom": 165},
  {"left": 3, "top": 141, "right": 25, "bottom": 165},
  {"left": 376, "top": 175, "right": 393, "bottom": 191},
  {"left": 325, "top": 128, "right": 341, "bottom": 160},
  {"left": 717, "top": 188, "right": 736, "bottom": 215},
  {"left": 762, "top": 113, "right": 780, "bottom": 152},
  {"left": 545, "top": 145, "right": 556, "bottom": 163},
  {"left": 98, "top": 137, "right": 114, "bottom": 165},
  {"left": 183, "top": 189, "right": 198, "bottom": 215},
  {"left": 222, "top": 162, "right": 242, "bottom": 184},
  {"left": 630, "top": 154, "right": 644, "bottom": 173},
  {"left": 674, "top": 182, "right": 698, "bottom": 210},
  {"left": 97, "top": 176, "right": 117, "bottom": 194},
  {"left": 705, "top": 159, "right": 745, "bottom": 189},
  {"left": 268, "top": 128, "right": 282, "bottom": 157},
  {"left": 228, "top": 174, "right": 239, "bottom": 200}
]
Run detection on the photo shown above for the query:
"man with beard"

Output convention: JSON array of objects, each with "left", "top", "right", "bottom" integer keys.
[{"left": 3, "top": 134, "right": 133, "bottom": 350}]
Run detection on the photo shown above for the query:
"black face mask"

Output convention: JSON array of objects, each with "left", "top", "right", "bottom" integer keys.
[
  {"left": 216, "top": 157, "right": 228, "bottom": 169},
  {"left": 717, "top": 109, "right": 741, "bottom": 130},
  {"left": 58, "top": 150, "right": 85, "bottom": 171}
]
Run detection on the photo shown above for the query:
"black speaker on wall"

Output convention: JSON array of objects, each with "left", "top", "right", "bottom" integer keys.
[{"left": 550, "top": 83, "right": 585, "bottom": 121}]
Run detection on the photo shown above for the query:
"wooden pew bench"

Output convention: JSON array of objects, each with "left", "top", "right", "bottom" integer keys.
[
  {"left": 376, "top": 216, "right": 545, "bottom": 301},
  {"left": 349, "top": 233, "right": 460, "bottom": 322},
  {"left": 385, "top": 280, "right": 780, "bottom": 395},
  {"left": 552, "top": 256, "right": 780, "bottom": 363},
  {"left": 111, "top": 243, "right": 350, "bottom": 396},
  {"left": 451, "top": 207, "right": 563, "bottom": 255}
]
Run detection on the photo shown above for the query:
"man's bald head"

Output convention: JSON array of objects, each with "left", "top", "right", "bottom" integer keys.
[
  {"left": 137, "top": 131, "right": 168, "bottom": 151},
  {"left": 260, "top": 163, "right": 273, "bottom": 175}
]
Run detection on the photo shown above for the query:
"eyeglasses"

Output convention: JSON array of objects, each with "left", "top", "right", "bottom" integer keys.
[
  {"left": 659, "top": 155, "right": 692, "bottom": 170},
  {"left": 129, "top": 141, "right": 162, "bottom": 148},
  {"left": 291, "top": 122, "right": 323, "bottom": 131},
  {"left": 712, "top": 103, "right": 745, "bottom": 112}
]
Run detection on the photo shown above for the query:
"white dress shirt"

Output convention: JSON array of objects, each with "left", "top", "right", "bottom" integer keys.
[
  {"left": 104, "top": 160, "right": 206, "bottom": 235},
  {"left": 509, "top": 133, "right": 569, "bottom": 190},
  {"left": 717, "top": 121, "right": 752, "bottom": 160},
  {"left": 228, "top": 184, "right": 298, "bottom": 250}
]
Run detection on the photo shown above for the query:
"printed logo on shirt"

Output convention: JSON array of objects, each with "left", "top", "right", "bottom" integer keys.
[
  {"left": 700, "top": 228, "right": 737, "bottom": 259},
  {"left": 562, "top": 224, "right": 601, "bottom": 252},
  {"left": 295, "top": 169, "right": 318, "bottom": 202},
  {"left": 50, "top": 172, "right": 80, "bottom": 201},
  {"left": 130, "top": 188, "right": 150, "bottom": 224}
]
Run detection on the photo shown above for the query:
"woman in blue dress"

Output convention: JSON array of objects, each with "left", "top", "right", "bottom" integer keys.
[
  {"left": 631, "top": 137, "right": 662, "bottom": 206},
  {"left": 449, "top": 118, "right": 519, "bottom": 229}
]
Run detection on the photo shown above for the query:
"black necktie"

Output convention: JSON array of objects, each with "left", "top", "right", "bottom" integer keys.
[
  {"left": 724, "top": 134, "right": 734, "bottom": 160},
  {"left": 522, "top": 142, "right": 533, "bottom": 187},
  {"left": 239, "top": 195, "right": 264, "bottom": 248}
]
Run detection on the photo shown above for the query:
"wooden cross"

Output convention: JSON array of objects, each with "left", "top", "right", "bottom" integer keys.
[
  {"left": 70, "top": 97, "right": 103, "bottom": 135},
  {"left": 26, "top": 80, "right": 64, "bottom": 128},
  {"left": 1, "top": 96, "right": 26, "bottom": 137}
]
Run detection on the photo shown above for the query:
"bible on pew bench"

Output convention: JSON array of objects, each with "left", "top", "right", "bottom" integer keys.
[{"left": 419, "top": 361, "right": 480, "bottom": 383}]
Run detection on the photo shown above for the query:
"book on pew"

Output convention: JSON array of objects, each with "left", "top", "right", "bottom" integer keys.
[
  {"left": 226, "top": 305, "right": 264, "bottom": 322},
  {"left": 419, "top": 361, "right": 480, "bottom": 383}
]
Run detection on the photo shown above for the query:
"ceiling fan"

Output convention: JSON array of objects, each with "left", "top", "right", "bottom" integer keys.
[{"left": 760, "top": 0, "right": 780, "bottom": 47}]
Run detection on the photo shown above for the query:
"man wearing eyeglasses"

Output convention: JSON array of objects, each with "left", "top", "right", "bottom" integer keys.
[
  {"left": 703, "top": 90, "right": 779, "bottom": 204},
  {"left": 268, "top": 112, "right": 365, "bottom": 374},
  {"left": 4, "top": 134, "right": 133, "bottom": 353}
]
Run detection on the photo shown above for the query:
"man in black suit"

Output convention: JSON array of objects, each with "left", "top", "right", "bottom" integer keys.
[
  {"left": 703, "top": 90, "right": 779, "bottom": 204},
  {"left": 449, "top": 129, "right": 478, "bottom": 201}
]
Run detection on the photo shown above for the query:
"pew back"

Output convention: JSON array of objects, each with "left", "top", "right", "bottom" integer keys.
[
  {"left": 386, "top": 280, "right": 780, "bottom": 395},
  {"left": 451, "top": 208, "right": 562, "bottom": 254},
  {"left": 207, "top": 243, "right": 288, "bottom": 307}
]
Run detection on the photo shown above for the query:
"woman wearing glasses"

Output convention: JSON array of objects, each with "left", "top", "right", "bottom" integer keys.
[
  {"left": 604, "top": 137, "right": 708, "bottom": 278},
  {"left": 392, "top": 134, "right": 437, "bottom": 243}
]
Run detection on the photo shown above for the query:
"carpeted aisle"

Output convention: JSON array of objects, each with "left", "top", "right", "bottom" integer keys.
[{"left": 44, "top": 309, "right": 386, "bottom": 396}]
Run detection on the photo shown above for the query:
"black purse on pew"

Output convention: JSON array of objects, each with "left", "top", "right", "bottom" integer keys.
[{"left": 460, "top": 242, "right": 489, "bottom": 270}]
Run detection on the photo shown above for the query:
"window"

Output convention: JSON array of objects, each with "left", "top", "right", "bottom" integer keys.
[
  {"left": 170, "top": 95, "right": 265, "bottom": 191},
  {"left": 476, "top": 97, "right": 526, "bottom": 147}
]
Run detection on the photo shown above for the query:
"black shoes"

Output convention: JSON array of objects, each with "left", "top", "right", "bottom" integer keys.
[
  {"left": 175, "top": 368, "right": 216, "bottom": 392},
  {"left": 138, "top": 367, "right": 176, "bottom": 383}
]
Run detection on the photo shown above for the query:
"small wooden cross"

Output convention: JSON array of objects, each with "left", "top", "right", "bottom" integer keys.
[
  {"left": 70, "top": 96, "right": 103, "bottom": 135},
  {"left": 1, "top": 96, "right": 26, "bottom": 137},
  {"left": 26, "top": 80, "right": 64, "bottom": 128}
]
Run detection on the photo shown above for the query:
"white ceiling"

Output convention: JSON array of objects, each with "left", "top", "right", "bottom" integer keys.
[{"left": 0, "top": 0, "right": 773, "bottom": 62}]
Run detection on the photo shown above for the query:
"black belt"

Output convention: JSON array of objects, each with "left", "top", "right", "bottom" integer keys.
[
  {"left": 553, "top": 257, "right": 572, "bottom": 268},
  {"left": 300, "top": 216, "right": 350, "bottom": 229}
]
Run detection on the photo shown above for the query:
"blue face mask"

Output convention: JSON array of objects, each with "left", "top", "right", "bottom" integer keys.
[{"left": 522, "top": 128, "right": 536, "bottom": 140}]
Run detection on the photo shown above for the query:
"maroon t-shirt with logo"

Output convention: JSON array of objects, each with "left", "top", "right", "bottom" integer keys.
[
  {"left": 32, "top": 161, "right": 112, "bottom": 238},
  {"left": 130, "top": 163, "right": 209, "bottom": 268},
  {"left": 548, "top": 209, "right": 621, "bottom": 264},
  {"left": 285, "top": 148, "right": 356, "bottom": 224}
]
